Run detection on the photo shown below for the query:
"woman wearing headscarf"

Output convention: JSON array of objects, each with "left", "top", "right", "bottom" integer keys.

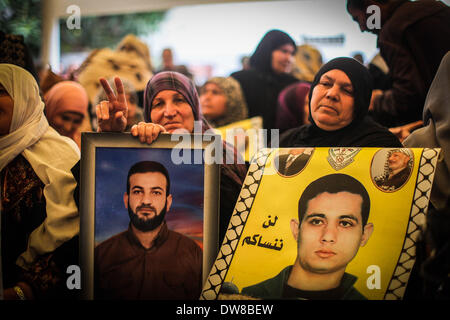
[
  {"left": 96, "top": 71, "right": 248, "bottom": 242},
  {"left": 0, "top": 64, "right": 80, "bottom": 299},
  {"left": 231, "top": 29, "right": 299, "bottom": 130},
  {"left": 280, "top": 57, "right": 402, "bottom": 148},
  {"left": 199, "top": 76, "right": 248, "bottom": 128},
  {"left": 44, "top": 81, "right": 89, "bottom": 149}
]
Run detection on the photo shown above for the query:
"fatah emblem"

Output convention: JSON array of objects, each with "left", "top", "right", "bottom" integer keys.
[{"left": 327, "top": 148, "right": 361, "bottom": 171}]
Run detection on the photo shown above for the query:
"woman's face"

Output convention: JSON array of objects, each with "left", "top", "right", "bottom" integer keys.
[
  {"left": 0, "top": 83, "right": 14, "bottom": 136},
  {"left": 51, "top": 111, "right": 84, "bottom": 137},
  {"left": 200, "top": 83, "right": 227, "bottom": 120},
  {"left": 150, "top": 90, "right": 195, "bottom": 133},
  {"left": 310, "top": 69, "right": 355, "bottom": 131},
  {"left": 271, "top": 43, "right": 295, "bottom": 74}
]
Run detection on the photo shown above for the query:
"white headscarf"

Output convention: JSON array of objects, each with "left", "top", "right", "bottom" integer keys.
[
  {"left": 404, "top": 51, "right": 450, "bottom": 210},
  {"left": 0, "top": 64, "right": 49, "bottom": 170},
  {"left": 0, "top": 64, "right": 80, "bottom": 268}
]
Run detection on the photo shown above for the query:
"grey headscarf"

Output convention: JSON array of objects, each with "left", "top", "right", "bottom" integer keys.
[{"left": 200, "top": 76, "right": 248, "bottom": 128}]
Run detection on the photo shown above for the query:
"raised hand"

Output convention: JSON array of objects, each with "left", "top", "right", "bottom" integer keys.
[{"left": 96, "top": 77, "right": 128, "bottom": 132}]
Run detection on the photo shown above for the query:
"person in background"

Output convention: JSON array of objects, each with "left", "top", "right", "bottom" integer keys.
[
  {"left": 93, "top": 77, "right": 144, "bottom": 132},
  {"left": 1, "top": 64, "right": 80, "bottom": 300},
  {"left": 156, "top": 48, "right": 193, "bottom": 80},
  {"left": 0, "top": 32, "right": 38, "bottom": 82},
  {"left": 404, "top": 51, "right": 450, "bottom": 212},
  {"left": 346, "top": 0, "right": 450, "bottom": 128},
  {"left": 275, "top": 82, "right": 311, "bottom": 134},
  {"left": 44, "top": 81, "right": 89, "bottom": 149},
  {"left": 367, "top": 53, "right": 391, "bottom": 91},
  {"left": 199, "top": 76, "right": 248, "bottom": 128},
  {"left": 240, "top": 56, "right": 251, "bottom": 71},
  {"left": 351, "top": 52, "right": 365, "bottom": 65},
  {"left": 291, "top": 44, "right": 323, "bottom": 83},
  {"left": 231, "top": 29, "right": 299, "bottom": 130}
]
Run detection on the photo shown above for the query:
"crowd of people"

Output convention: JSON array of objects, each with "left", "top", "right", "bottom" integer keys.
[{"left": 1, "top": 0, "right": 449, "bottom": 301}]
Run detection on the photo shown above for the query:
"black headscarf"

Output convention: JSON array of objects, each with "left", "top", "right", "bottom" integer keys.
[
  {"left": 250, "top": 29, "right": 297, "bottom": 73},
  {"left": 231, "top": 30, "right": 299, "bottom": 129},
  {"left": 280, "top": 57, "right": 402, "bottom": 147}
]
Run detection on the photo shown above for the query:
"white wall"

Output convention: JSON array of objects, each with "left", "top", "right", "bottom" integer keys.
[{"left": 144, "top": 0, "right": 379, "bottom": 83}]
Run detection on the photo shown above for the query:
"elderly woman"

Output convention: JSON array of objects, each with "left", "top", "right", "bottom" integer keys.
[
  {"left": 44, "top": 81, "right": 89, "bottom": 149},
  {"left": 199, "top": 76, "right": 248, "bottom": 128},
  {"left": 280, "top": 57, "right": 402, "bottom": 148},
  {"left": 231, "top": 29, "right": 299, "bottom": 130},
  {"left": 96, "top": 71, "right": 247, "bottom": 242},
  {"left": 0, "top": 64, "right": 80, "bottom": 300}
]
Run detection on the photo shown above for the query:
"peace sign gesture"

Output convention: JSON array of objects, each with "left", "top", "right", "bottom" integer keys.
[{"left": 96, "top": 76, "right": 128, "bottom": 132}]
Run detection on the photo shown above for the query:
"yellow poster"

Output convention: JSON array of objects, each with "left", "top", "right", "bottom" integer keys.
[
  {"left": 202, "top": 147, "right": 440, "bottom": 300},
  {"left": 214, "top": 116, "right": 263, "bottom": 162}
]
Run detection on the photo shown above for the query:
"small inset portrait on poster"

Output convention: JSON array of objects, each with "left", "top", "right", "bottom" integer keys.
[
  {"left": 274, "top": 148, "right": 314, "bottom": 177},
  {"left": 371, "top": 148, "right": 414, "bottom": 192}
]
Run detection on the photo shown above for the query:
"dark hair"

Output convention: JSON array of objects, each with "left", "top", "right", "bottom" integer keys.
[
  {"left": 126, "top": 161, "right": 171, "bottom": 195},
  {"left": 298, "top": 173, "right": 371, "bottom": 227}
]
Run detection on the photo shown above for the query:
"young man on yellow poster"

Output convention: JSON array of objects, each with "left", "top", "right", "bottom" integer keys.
[{"left": 241, "top": 174, "right": 373, "bottom": 300}]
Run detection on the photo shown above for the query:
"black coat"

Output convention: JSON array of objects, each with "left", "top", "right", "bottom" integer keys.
[
  {"left": 231, "top": 69, "right": 298, "bottom": 130},
  {"left": 280, "top": 116, "right": 403, "bottom": 148}
]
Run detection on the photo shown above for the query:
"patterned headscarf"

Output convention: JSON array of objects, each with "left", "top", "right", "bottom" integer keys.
[
  {"left": 200, "top": 77, "right": 248, "bottom": 128},
  {"left": 292, "top": 44, "right": 323, "bottom": 83},
  {"left": 144, "top": 71, "right": 210, "bottom": 132},
  {"left": 0, "top": 32, "right": 38, "bottom": 81}
]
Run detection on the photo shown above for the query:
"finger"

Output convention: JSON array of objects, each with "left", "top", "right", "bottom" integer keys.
[
  {"left": 99, "top": 77, "right": 117, "bottom": 103},
  {"left": 114, "top": 111, "right": 127, "bottom": 132},
  {"left": 114, "top": 111, "right": 123, "bottom": 123},
  {"left": 145, "top": 125, "right": 155, "bottom": 144},
  {"left": 152, "top": 125, "right": 162, "bottom": 142},
  {"left": 138, "top": 123, "right": 147, "bottom": 143},
  {"left": 157, "top": 124, "right": 167, "bottom": 133},
  {"left": 100, "top": 101, "right": 110, "bottom": 120},
  {"left": 114, "top": 77, "right": 127, "bottom": 105},
  {"left": 95, "top": 104, "right": 102, "bottom": 120},
  {"left": 95, "top": 104, "right": 103, "bottom": 132},
  {"left": 131, "top": 124, "right": 138, "bottom": 136}
]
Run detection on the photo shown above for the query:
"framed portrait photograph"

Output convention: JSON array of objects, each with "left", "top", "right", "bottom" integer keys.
[
  {"left": 202, "top": 147, "right": 440, "bottom": 300},
  {"left": 80, "top": 132, "right": 220, "bottom": 300}
]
